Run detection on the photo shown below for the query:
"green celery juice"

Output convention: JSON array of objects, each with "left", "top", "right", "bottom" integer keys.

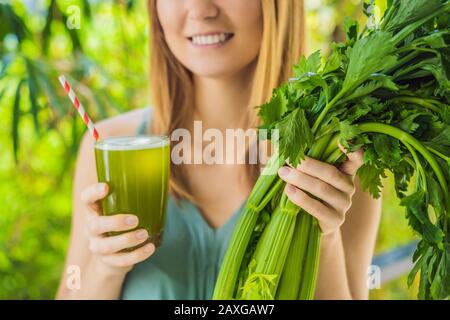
[{"left": 95, "top": 135, "right": 170, "bottom": 248}]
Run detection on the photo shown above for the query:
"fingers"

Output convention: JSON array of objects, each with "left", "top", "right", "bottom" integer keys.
[
  {"left": 88, "top": 214, "right": 139, "bottom": 236},
  {"left": 278, "top": 166, "right": 349, "bottom": 212},
  {"left": 284, "top": 184, "right": 344, "bottom": 234},
  {"left": 89, "top": 229, "right": 149, "bottom": 255},
  {"left": 338, "top": 144, "right": 364, "bottom": 176},
  {"left": 81, "top": 183, "right": 109, "bottom": 214},
  {"left": 100, "top": 243, "right": 156, "bottom": 268},
  {"left": 294, "top": 157, "right": 354, "bottom": 194},
  {"left": 81, "top": 183, "right": 156, "bottom": 272}
]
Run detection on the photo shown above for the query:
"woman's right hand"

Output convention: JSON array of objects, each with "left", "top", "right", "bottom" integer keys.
[{"left": 81, "top": 183, "right": 156, "bottom": 276}]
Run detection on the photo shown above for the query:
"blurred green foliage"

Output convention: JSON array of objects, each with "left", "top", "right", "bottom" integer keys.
[
  {"left": 0, "top": 0, "right": 148, "bottom": 299},
  {"left": 0, "top": 0, "right": 417, "bottom": 299}
]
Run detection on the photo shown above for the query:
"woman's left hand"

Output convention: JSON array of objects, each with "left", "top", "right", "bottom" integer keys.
[{"left": 277, "top": 148, "right": 364, "bottom": 236}]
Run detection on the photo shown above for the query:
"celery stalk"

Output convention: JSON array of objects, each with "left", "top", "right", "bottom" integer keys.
[
  {"left": 298, "top": 219, "right": 322, "bottom": 300},
  {"left": 241, "top": 135, "right": 331, "bottom": 299},
  {"left": 275, "top": 211, "right": 310, "bottom": 299},
  {"left": 241, "top": 197, "right": 300, "bottom": 299},
  {"left": 213, "top": 152, "right": 283, "bottom": 299}
]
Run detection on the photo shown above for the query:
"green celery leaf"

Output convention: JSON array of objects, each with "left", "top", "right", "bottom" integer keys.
[
  {"left": 293, "top": 51, "right": 321, "bottom": 78},
  {"left": 423, "top": 125, "right": 450, "bottom": 156},
  {"left": 340, "top": 77, "right": 399, "bottom": 104},
  {"left": 345, "top": 103, "right": 372, "bottom": 123},
  {"left": 422, "top": 31, "right": 449, "bottom": 49},
  {"left": 421, "top": 59, "right": 450, "bottom": 96},
  {"left": 356, "top": 163, "right": 385, "bottom": 199},
  {"left": 408, "top": 245, "right": 432, "bottom": 287},
  {"left": 276, "top": 108, "right": 313, "bottom": 167},
  {"left": 343, "top": 17, "right": 359, "bottom": 45},
  {"left": 373, "top": 135, "right": 402, "bottom": 167},
  {"left": 430, "top": 251, "right": 449, "bottom": 299},
  {"left": 342, "top": 32, "right": 397, "bottom": 94},
  {"left": 323, "top": 50, "right": 342, "bottom": 75},
  {"left": 401, "top": 191, "right": 444, "bottom": 246},
  {"left": 398, "top": 112, "right": 430, "bottom": 134},
  {"left": 339, "top": 120, "right": 360, "bottom": 142},
  {"left": 296, "top": 95, "right": 318, "bottom": 111},
  {"left": 393, "top": 159, "right": 415, "bottom": 198},
  {"left": 425, "top": 171, "right": 444, "bottom": 217},
  {"left": 258, "top": 88, "right": 288, "bottom": 125},
  {"left": 382, "top": 0, "right": 443, "bottom": 32}
]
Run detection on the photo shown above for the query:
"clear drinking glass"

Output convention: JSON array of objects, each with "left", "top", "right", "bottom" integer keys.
[{"left": 94, "top": 135, "right": 170, "bottom": 248}]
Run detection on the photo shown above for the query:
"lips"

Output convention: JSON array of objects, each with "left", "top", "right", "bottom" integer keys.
[{"left": 188, "top": 33, "right": 234, "bottom": 46}]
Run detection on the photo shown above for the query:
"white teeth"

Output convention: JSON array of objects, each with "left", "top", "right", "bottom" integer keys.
[{"left": 191, "top": 33, "right": 230, "bottom": 45}]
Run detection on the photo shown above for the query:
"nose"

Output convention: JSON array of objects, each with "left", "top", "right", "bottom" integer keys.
[{"left": 187, "top": 0, "right": 219, "bottom": 20}]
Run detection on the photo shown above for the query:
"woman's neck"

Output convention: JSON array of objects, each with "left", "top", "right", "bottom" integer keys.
[{"left": 192, "top": 64, "right": 256, "bottom": 130}]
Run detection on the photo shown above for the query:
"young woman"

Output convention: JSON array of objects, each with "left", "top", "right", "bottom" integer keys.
[{"left": 57, "top": 0, "right": 381, "bottom": 300}]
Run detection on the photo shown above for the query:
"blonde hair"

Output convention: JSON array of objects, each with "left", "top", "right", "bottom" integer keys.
[{"left": 147, "top": 0, "right": 305, "bottom": 204}]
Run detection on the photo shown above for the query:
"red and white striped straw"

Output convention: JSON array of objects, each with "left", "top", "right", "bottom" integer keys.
[{"left": 58, "top": 75, "right": 100, "bottom": 141}]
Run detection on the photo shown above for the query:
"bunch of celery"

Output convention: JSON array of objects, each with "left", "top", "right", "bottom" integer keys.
[{"left": 213, "top": 0, "right": 450, "bottom": 300}]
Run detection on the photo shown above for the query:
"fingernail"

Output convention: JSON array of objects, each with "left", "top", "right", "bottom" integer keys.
[
  {"left": 126, "top": 216, "right": 138, "bottom": 226},
  {"left": 286, "top": 184, "right": 296, "bottom": 194},
  {"left": 97, "top": 183, "right": 106, "bottom": 193},
  {"left": 278, "top": 166, "right": 290, "bottom": 177},
  {"left": 136, "top": 230, "right": 148, "bottom": 240},
  {"left": 144, "top": 243, "right": 154, "bottom": 253}
]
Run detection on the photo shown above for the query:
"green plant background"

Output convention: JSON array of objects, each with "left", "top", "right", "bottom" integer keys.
[{"left": 0, "top": 0, "right": 418, "bottom": 299}]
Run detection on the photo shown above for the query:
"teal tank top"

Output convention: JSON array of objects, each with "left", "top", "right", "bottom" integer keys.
[{"left": 120, "top": 108, "right": 246, "bottom": 299}]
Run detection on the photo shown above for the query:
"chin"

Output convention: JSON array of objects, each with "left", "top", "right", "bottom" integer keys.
[
  {"left": 185, "top": 57, "right": 255, "bottom": 79},
  {"left": 189, "top": 65, "right": 241, "bottom": 79}
]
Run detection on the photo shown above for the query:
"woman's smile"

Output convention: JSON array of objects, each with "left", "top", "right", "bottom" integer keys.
[{"left": 188, "top": 32, "right": 234, "bottom": 48}]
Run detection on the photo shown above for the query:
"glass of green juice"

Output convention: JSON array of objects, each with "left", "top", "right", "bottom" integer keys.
[{"left": 94, "top": 135, "right": 170, "bottom": 249}]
